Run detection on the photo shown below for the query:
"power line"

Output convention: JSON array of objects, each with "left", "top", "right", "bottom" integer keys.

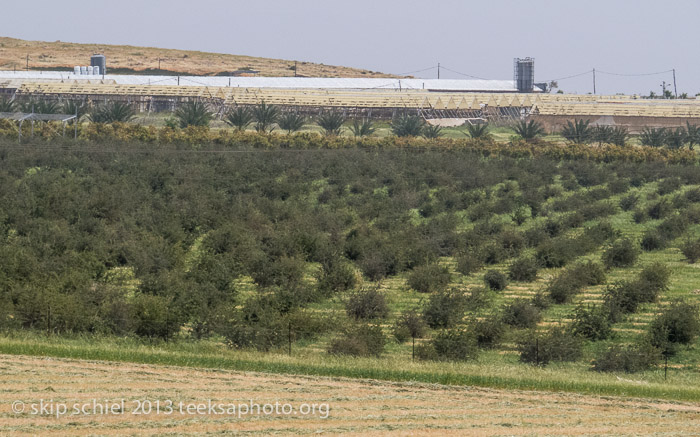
[
  {"left": 396, "top": 66, "right": 438, "bottom": 76},
  {"left": 438, "top": 65, "right": 489, "bottom": 81},
  {"left": 596, "top": 69, "right": 673, "bottom": 77},
  {"left": 543, "top": 70, "right": 594, "bottom": 82}
]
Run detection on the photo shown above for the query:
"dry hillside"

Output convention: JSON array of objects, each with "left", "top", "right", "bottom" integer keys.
[{"left": 0, "top": 36, "right": 396, "bottom": 78}]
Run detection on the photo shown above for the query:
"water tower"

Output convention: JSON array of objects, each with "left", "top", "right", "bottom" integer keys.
[
  {"left": 91, "top": 54, "right": 106, "bottom": 75},
  {"left": 514, "top": 58, "right": 535, "bottom": 93}
]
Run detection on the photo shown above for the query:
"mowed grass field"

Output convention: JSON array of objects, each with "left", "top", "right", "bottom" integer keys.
[{"left": 2, "top": 354, "right": 700, "bottom": 436}]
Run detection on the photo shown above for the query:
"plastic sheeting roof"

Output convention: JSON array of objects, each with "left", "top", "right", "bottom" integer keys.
[{"left": 0, "top": 71, "right": 541, "bottom": 92}]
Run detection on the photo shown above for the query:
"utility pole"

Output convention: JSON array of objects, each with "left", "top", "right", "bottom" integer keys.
[
  {"left": 592, "top": 68, "right": 596, "bottom": 94},
  {"left": 158, "top": 58, "right": 161, "bottom": 70},
  {"left": 294, "top": 60, "right": 297, "bottom": 77},
  {"left": 26, "top": 54, "right": 29, "bottom": 71},
  {"left": 673, "top": 69, "right": 677, "bottom": 98},
  {"left": 437, "top": 62, "right": 440, "bottom": 79},
  {"left": 662, "top": 81, "right": 668, "bottom": 98}
]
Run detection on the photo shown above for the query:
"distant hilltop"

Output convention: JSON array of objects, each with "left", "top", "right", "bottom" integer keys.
[{"left": 0, "top": 36, "right": 397, "bottom": 78}]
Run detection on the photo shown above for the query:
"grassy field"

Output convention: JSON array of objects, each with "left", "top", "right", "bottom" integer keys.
[
  {"left": 0, "top": 36, "right": 394, "bottom": 77},
  {"left": 2, "top": 353, "right": 700, "bottom": 435}
]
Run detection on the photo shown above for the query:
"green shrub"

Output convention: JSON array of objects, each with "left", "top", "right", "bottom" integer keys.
[
  {"left": 464, "top": 286, "right": 493, "bottom": 312},
  {"left": 592, "top": 342, "right": 661, "bottom": 373},
  {"left": 407, "top": 263, "right": 451, "bottom": 293},
  {"left": 641, "top": 230, "right": 665, "bottom": 251},
  {"left": 681, "top": 238, "right": 700, "bottom": 263},
  {"left": 535, "top": 238, "right": 578, "bottom": 268},
  {"left": 393, "top": 310, "right": 427, "bottom": 342},
  {"left": 479, "top": 243, "right": 508, "bottom": 265},
  {"left": 424, "top": 328, "right": 479, "bottom": 361},
  {"left": 345, "top": 287, "right": 389, "bottom": 320},
  {"left": 531, "top": 291, "right": 552, "bottom": 310},
  {"left": 619, "top": 193, "right": 639, "bottom": 211},
  {"left": 518, "top": 327, "right": 583, "bottom": 366},
  {"left": 391, "top": 114, "right": 424, "bottom": 137},
  {"left": 570, "top": 304, "right": 612, "bottom": 340},
  {"left": 423, "top": 288, "right": 468, "bottom": 329},
  {"left": 455, "top": 253, "right": 483, "bottom": 276},
  {"left": 174, "top": 101, "right": 213, "bottom": 128},
  {"left": 657, "top": 177, "right": 682, "bottom": 195},
  {"left": 502, "top": 299, "right": 541, "bottom": 329},
  {"left": 647, "top": 199, "right": 673, "bottom": 220},
  {"left": 648, "top": 300, "right": 700, "bottom": 356},
  {"left": 471, "top": 316, "right": 505, "bottom": 349},
  {"left": 632, "top": 208, "right": 648, "bottom": 224},
  {"left": 328, "top": 323, "right": 385, "bottom": 357},
  {"left": 483, "top": 269, "right": 508, "bottom": 291},
  {"left": 637, "top": 262, "right": 671, "bottom": 296},
  {"left": 602, "top": 238, "right": 639, "bottom": 268},
  {"left": 508, "top": 257, "right": 539, "bottom": 282}
]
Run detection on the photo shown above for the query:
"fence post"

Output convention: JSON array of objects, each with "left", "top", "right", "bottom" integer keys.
[
  {"left": 412, "top": 336, "right": 415, "bottom": 362},
  {"left": 288, "top": 321, "right": 292, "bottom": 356}
]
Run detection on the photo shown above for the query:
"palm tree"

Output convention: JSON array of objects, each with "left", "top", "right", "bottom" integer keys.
[
  {"left": 225, "top": 107, "right": 254, "bottom": 131},
  {"left": 686, "top": 122, "right": 700, "bottom": 150},
  {"left": 0, "top": 97, "right": 16, "bottom": 112},
  {"left": 422, "top": 124, "right": 442, "bottom": 139},
  {"left": 560, "top": 119, "right": 592, "bottom": 143},
  {"left": 278, "top": 112, "right": 306, "bottom": 134},
  {"left": 349, "top": 118, "right": 375, "bottom": 137},
  {"left": 465, "top": 123, "right": 492, "bottom": 140},
  {"left": 664, "top": 127, "right": 687, "bottom": 149},
  {"left": 89, "top": 102, "right": 136, "bottom": 123},
  {"left": 391, "top": 114, "right": 424, "bottom": 137},
  {"left": 252, "top": 101, "right": 279, "bottom": 133},
  {"left": 512, "top": 120, "right": 545, "bottom": 141},
  {"left": 610, "top": 126, "right": 629, "bottom": 147},
  {"left": 591, "top": 125, "right": 615, "bottom": 145},
  {"left": 639, "top": 127, "right": 667, "bottom": 147},
  {"left": 317, "top": 111, "right": 346, "bottom": 136},
  {"left": 175, "top": 101, "right": 213, "bottom": 128},
  {"left": 19, "top": 99, "right": 59, "bottom": 114},
  {"left": 61, "top": 100, "right": 88, "bottom": 121}
]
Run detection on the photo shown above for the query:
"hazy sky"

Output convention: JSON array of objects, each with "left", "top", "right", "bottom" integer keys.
[{"left": 3, "top": 0, "right": 700, "bottom": 95}]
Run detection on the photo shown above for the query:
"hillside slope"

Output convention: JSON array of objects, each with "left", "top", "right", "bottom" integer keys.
[{"left": 0, "top": 36, "right": 395, "bottom": 78}]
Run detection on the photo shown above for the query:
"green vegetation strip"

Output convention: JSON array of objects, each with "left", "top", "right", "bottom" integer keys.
[{"left": 2, "top": 335, "right": 699, "bottom": 403}]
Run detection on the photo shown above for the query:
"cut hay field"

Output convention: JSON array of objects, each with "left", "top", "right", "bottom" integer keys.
[
  {"left": 2, "top": 354, "right": 700, "bottom": 436},
  {"left": 0, "top": 36, "right": 394, "bottom": 78}
]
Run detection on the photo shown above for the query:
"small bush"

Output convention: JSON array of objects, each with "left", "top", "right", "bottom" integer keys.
[
  {"left": 592, "top": 342, "right": 661, "bottom": 373},
  {"left": 502, "top": 299, "right": 541, "bottom": 329},
  {"left": 455, "top": 253, "right": 483, "bottom": 276},
  {"left": 547, "top": 274, "right": 583, "bottom": 304},
  {"left": 640, "top": 230, "right": 665, "bottom": 251},
  {"left": 658, "top": 177, "right": 682, "bottom": 195},
  {"left": 393, "top": 310, "right": 427, "bottom": 343},
  {"left": 567, "top": 260, "right": 607, "bottom": 286},
  {"left": 531, "top": 291, "right": 552, "bottom": 310},
  {"left": 471, "top": 316, "right": 505, "bottom": 349},
  {"left": 464, "top": 286, "right": 493, "bottom": 312},
  {"left": 407, "top": 263, "right": 451, "bottom": 293},
  {"left": 423, "top": 288, "right": 468, "bottom": 329},
  {"left": 647, "top": 199, "right": 673, "bottom": 220},
  {"left": 479, "top": 243, "right": 507, "bottom": 265},
  {"left": 345, "top": 287, "right": 389, "bottom": 320},
  {"left": 328, "top": 323, "right": 386, "bottom": 357},
  {"left": 602, "top": 238, "right": 639, "bottom": 269},
  {"left": 619, "top": 193, "right": 639, "bottom": 211},
  {"left": 570, "top": 304, "right": 612, "bottom": 340},
  {"left": 535, "top": 237, "right": 578, "bottom": 268},
  {"left": 508, "top": 257, "right": 539, "bottom": 282},
  {"left": 425, "top": 329, "right": 479, "bottom": 361},
  {"left": 483, "top": 269, "right": 508, "bottom": 291},
  {"left": 648, "top": 300, "right": 700, "bottom": 356},
  {"left": 637, "top": 262, "right": 671, "bottom": 295},
  {"left": 632, "top": 208, "right": 648, "bottom": 224},
  {"left": 681, "top": 238, "right": 700, "bottom": 263},
  {"left": 518, "top": 327, "right": 583, "bottom": 366},
  {"left": 656, "top": 215, "right": 689, "bottom": 241}
]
